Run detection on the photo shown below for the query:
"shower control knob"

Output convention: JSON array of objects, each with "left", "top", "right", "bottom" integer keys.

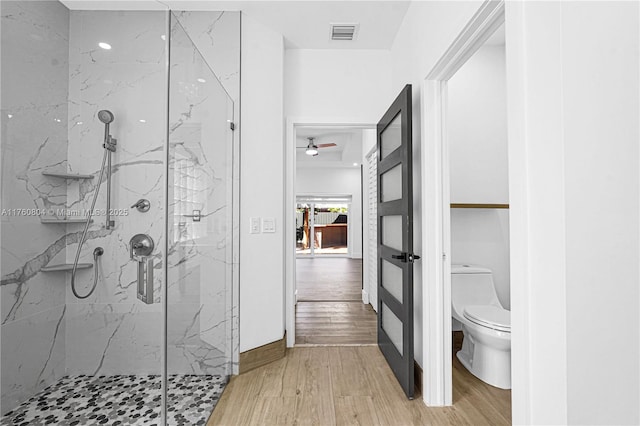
[
  {"left": 131, "top": 199, "right": 151, "bottom": 212},
  {"left": 129, "top": 234, "right": 154, "bottom": 260}
]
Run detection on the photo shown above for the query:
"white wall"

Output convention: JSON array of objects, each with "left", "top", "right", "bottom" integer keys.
[
  {"left": 448, "top": 45, "right": 510, "bottom": 308},
  {"left": 505, "top": 1, "right": 639, "bottom": 424},
  {"left": 450, "top": 209, "right": 510, "bottom": 308},
  {"left": 448, "top": 45, "right": 508, "bottom": 204},
  {"left": 296, "top": 167, "right": 362, "bottom": 258},
  {"left": 239, "top": 14, "right": 285, "bottom": 352},
  {"left": 563, "top": 3, "right": 638, "bottom": 423},
  {"left": 285, "top": 49, "right": 393, "bottom": 121},
  {"left": 389, "top": 0, "right": 483, "bottom": 370}
]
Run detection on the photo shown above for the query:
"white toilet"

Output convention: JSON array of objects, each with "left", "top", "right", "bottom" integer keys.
[{"left": 451, "top": 264, "right": 511, "bottom": 389}]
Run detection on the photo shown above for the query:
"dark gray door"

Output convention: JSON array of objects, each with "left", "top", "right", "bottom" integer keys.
[{"left": 377, "top": 84, "right": 417, "bottom": 399}]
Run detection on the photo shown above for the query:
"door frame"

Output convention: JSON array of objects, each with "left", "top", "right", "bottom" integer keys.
[
  {"left": 285, "top": 118, "right": 375, "bottom": 347},
  {"left": 421, "top": 0, "right": 506, "bottom": 406}
]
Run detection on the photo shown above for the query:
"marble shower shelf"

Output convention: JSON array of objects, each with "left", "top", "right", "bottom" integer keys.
[
  {"left": 41, "top": 263, "right": 92, "bottom": 272},
  {"left": 42, "top": 171, "right": 94, "bottom": 180},
  {"left": 450, "top": 203, "right": 510, "bottom": 209},
  {"left": 40, "top": 217, "right": 92, "bottom": 224}
]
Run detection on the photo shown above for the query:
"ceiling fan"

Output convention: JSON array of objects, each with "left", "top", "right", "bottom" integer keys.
[{"left": 297, "top": 137, "right": 337, "bottom": 156}]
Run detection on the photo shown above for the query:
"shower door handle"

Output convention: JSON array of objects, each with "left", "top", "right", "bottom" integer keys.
[
  {"left": 181, "top": 210, "right": 202, "bottom": 222},
  {"left": 130, "top": 234, "right": 154, "bottom": 304},
  {"left": 137, "top": 258, "right": 154, "bottom": 304}
]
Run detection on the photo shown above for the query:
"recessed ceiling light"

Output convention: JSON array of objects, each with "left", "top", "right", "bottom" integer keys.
[
  {"left": 98, "top": 42, "right": 111, "bottom": 50},
  {"left": 160, "top": 35, "right": 166, "bottom": 41},
  {"left": 197, "top": 78, "right": 206, "bottom": 83},
  {"left": 353, "top": 163, "right": 358, "bottom": 166},
  {"left": 7, "top": 114, "right": 13, "bottom": 118},
  {"left": 139, "top": 119, "right": 146, "bottom": 123}
]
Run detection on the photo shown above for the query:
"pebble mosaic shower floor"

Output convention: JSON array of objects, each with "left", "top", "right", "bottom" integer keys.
[{"left": 1, "top": 374, "right": 226, "bottom": 426}]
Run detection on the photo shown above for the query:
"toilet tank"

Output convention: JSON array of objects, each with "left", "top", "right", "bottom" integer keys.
[{"left": 451, "top": 264, "right": 501, "bottom": 320}]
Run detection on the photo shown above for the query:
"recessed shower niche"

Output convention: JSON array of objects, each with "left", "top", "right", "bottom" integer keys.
[{"left": 0, "top": 3, "right": 239, "bottom": 424}]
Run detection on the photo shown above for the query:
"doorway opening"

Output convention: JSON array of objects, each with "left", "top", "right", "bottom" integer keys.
[
  {"left": 444, "top": 21, "right": 512, "bottom": 419},
  {"left": 287, "top": 124, "right": 377, "bottom": 346}
]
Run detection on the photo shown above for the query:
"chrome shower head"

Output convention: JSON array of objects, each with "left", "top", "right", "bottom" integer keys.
[{"left": 97, "top": 110, "right": 114, "bottom": 124}]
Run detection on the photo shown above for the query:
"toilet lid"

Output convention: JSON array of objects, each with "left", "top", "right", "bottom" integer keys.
[{"left": 463, "top": 305, "right": 511, "bottom": 332}]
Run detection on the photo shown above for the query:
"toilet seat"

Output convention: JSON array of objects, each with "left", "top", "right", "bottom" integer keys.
[{"left": 463, "top": 305, "right": 511, "bottom": 332}]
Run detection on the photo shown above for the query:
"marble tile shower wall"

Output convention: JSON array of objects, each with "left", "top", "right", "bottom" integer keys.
[
  {"left": 64, "top": 10, "right": 168, "bottom": 376},
  {"left": 1, "top": 5, "right": 240, "bottom": 414},
  {"left": 0, "top": 1, "right": 70, "bottom": 414}
]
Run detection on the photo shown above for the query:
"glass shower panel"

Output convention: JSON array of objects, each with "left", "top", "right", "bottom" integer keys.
[
  {"left": 1, "top": 5, "right": 168, "bottom": 424},
  {"left": 166, "top": 15, "right": 234, "bottom": 424}
]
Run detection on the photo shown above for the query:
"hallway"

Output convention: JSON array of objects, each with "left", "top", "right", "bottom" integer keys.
[
  {"left": 296, "top": 257, "right": 363, "bottom": 301},
  {"left": 295, "top": 258, "right": 377, "bottom": 345},
  {"left": 208, "top": 346, "right": 511, "bottom": 425}
]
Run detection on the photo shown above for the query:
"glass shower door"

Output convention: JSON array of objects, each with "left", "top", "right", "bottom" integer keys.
[{"left": 165, "top": 15, "right": 235, "bottom": 425}]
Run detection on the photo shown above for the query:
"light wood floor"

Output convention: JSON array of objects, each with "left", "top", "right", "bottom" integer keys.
[
  {"left": 208, "top": 346, "right": 511, "bottom": 425},
  {"left": 296, "top": 301, "right": 377, "bottom": 345},
  {"left": 295, "top": 258, "right": 376, "bottom": 345},
  {"left": 296, "top": 258, "right": 362, "bottom": 301}
]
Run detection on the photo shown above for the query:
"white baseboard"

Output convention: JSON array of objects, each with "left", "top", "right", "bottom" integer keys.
[{"left": 362, "top": 289, "right": 369, "bottom": 304}]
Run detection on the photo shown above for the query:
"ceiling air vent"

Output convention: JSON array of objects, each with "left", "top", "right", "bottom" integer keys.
[{"left": 330, "top": 24, "right": 359, "bottom": 41}]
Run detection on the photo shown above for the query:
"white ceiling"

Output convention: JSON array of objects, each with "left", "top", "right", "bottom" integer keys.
[{"left": 60, "top": 0, "right": 411, "bottom": 49}]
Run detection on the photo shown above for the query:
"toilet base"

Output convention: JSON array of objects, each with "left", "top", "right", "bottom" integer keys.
[{"left": 457, "top": 325, "right": 511, "bottom": 390}]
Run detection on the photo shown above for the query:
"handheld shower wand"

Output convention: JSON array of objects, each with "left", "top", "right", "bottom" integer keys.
[
  {"left": 98, "top": 110, "right": 116, "bottom": 229},
  {"left": 70, "top": 110, "right": 116, "bottom": 299}
]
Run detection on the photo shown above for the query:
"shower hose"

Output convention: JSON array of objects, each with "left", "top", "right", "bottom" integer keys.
[{"left": 70, "top": 147, "right": 108, "bottom": 299}]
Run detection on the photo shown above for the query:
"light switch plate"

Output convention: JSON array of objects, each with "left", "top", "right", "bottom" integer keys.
[
  {"left": 262, "top": 217, "right": 276, "bottom": 233},
  {"left": 250, "top": 217, "right": 261, "bottom": 234}
]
